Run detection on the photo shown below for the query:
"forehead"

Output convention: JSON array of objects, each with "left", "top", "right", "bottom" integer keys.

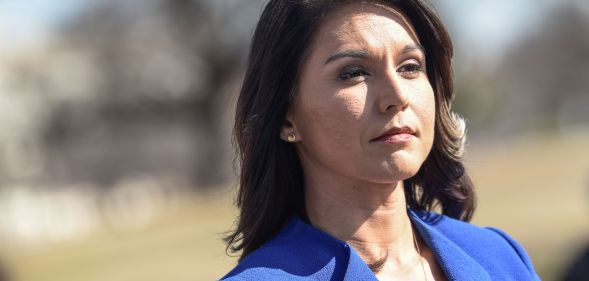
[{"left": 312, "top": 3, "right": 420, "bottom": 51}]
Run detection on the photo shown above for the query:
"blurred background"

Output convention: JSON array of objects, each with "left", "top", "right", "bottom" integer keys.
[{"left": 0, "top": 0, "right": 587, "bottom": 280}]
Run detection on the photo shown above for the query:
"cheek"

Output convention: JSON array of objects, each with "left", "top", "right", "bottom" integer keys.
[
  {"left": 414, "top": 85, "right": 436, "bottom": 146},
  {"left": 296, "top": 89, "right": 366, "bottom": 147}
]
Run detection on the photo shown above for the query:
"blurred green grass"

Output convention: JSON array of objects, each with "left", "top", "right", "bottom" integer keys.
[{"left": 2, "top": 133, "right": 588, "bottom": 281}]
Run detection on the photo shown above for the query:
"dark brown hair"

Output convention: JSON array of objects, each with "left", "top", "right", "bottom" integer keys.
[{"left": 225, "top": 0, "right": 476, "bottom": 261}]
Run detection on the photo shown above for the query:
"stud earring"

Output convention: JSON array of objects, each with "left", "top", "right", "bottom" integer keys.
[{"left": 287, "top": 133, "right": 296, "bottom": 142}]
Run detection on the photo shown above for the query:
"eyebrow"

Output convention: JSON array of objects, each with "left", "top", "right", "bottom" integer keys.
[
  {"left": 401, "top": 43, "right": 425, "bottom": 54},
  {"left": 324, "top": 49, "right": 369, "bottom": 65},
  {"left": 324, "top": 43, "right": 425, "bottom": 65}
]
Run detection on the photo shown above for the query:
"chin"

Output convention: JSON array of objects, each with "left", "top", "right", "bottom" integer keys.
[{"left": 374, "top": 154, "right": 424, "bottom": 182}]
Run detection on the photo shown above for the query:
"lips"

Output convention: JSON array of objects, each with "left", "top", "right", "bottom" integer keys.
[{"left": 371, "top": 126, "right": 416, "bottom": 142}]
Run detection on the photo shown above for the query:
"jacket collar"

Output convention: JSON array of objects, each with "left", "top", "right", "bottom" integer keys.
[
  {"left": 292, "top": 209, "right": 491, "bottom": 281},
  {"left": 408, "top": 209, "right": 491, "bottom": 281}
]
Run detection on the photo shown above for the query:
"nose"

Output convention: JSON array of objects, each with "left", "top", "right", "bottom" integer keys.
[{"left": 378, "top": 70, "right": 410, "bottom": 113}]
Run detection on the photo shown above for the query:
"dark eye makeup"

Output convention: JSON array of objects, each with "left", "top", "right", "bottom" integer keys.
[
  {"left": 336, "top": 66, "right": 371, "bottom": 81},
  {"left": 397, "top": 62, "right": 424, "bottom": 78},
  {"left": 398, "top": 63, "right": 422, "bottom": 73},
  {"left": 336, "top": 60, "right": 424, "bottom": 82}
]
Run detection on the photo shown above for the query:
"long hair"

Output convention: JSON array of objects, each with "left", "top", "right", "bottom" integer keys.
[{"left": 225, "top": 0, "right": 476, "bottom": 261}]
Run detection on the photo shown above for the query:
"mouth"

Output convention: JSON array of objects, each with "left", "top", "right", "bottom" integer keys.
[{"left": 371, "top": 126, "right": 416, "bottom": 144}]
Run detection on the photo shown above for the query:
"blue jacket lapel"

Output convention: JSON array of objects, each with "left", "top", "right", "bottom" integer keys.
[{"left": 409, "top": 210, "right": 492, "bottom": 281}]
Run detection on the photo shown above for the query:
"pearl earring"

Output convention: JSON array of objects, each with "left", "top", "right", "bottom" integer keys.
[{"left": 287, "top": 133, "right": 296, "bottom": 142}]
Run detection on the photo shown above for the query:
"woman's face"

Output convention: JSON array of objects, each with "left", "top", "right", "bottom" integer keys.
[{"left": 282, "top": 3, "right": 435, "bottom": 184}]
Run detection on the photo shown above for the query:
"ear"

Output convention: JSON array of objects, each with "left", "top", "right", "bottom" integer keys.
[{"left": 279, "top": 110, "right": 299, "bottom": 142}]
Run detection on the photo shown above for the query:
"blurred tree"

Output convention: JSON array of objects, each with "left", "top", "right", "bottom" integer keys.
[
  {"left": 452, "top": 64, "right": 498, "bottom": 134},
  {"left": 492, "top": 4, "right": 589, "bottom": 133},
  {"left": 41, "top": 0, "right": 263, "bottom": 189},
  {"left": 439, "top": 1, "right": 589, "bottom": 137}
]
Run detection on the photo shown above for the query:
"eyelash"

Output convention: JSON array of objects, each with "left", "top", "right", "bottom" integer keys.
[
  {"left": 399, "top": 63, "right": 423, "bottom": 75},
  {"left": 336, "top": 62, "right": 424, "bottom": 81},
  {"left": 337, "top": 67, "right": 370, "bottom": 81}
]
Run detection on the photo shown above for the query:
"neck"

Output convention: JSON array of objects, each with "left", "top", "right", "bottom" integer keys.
[{"left": 304, "top": 174, "right": 417, "bottom": 268}]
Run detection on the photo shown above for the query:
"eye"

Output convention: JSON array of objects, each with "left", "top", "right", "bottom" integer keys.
[
  {"left": 337, "top": 67, "right": 370, "bottom": 81},
  {"left": 397, "top": 62, "right": 424, "bottom": 79}
]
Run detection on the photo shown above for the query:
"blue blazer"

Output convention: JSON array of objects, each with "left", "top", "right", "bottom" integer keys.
[{"left": 221, "top": 209, "right": 541, "bottom": 280}]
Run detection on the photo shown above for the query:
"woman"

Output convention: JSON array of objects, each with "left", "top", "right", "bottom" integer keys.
[{"left": 222, "top": 0, "right": 540, "bottom": 280}]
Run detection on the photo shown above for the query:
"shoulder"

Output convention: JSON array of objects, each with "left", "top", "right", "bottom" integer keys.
[
  {"left": 220, "top": 217, "right": 350, "bottom": 281},
  {"left": 411, "top": 210, "right": 540, "bottom": 280},
  {"left": 416, "top": 211, "right": 510, "bottom": 246},
  {"left": 416, "top": 211, "right": 528, "bottom": 257}
]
